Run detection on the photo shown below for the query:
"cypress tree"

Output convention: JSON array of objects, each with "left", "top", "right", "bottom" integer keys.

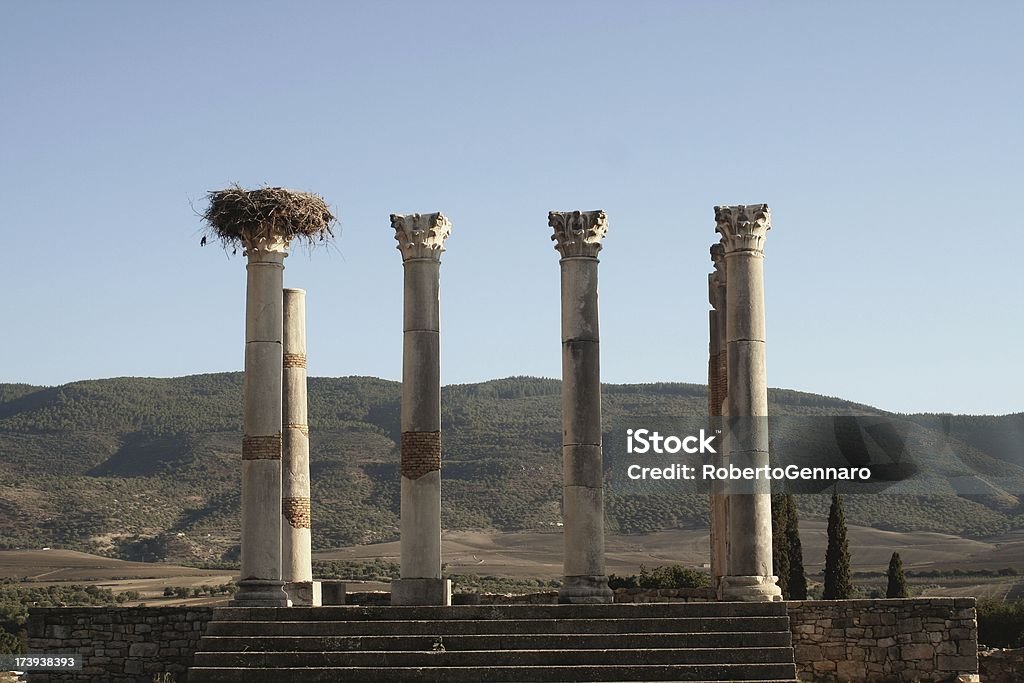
[
  {"left": 823, "top": 487, "right": 852, "bottom": 599},
  {"left": 785, "top": 493, "right": 808, "bottom": 600},
  {"left": 771, "top": 494, "right": 791, "bottom": 598},
  {"left": 887, "top": 551, "right": 908, "bottom": 598}
]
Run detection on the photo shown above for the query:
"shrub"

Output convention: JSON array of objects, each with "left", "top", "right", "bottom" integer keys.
[{"left": 977, "top": 598, "right": 1024, "bottom": 648}]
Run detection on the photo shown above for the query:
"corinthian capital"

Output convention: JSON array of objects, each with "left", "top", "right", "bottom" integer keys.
[
  {"left": 549, "top": 210, "right": 608, "bottom": 258},
  {"left": 714, "top": 204, "right": 770, "bottom": 254},
  {"left": 241, "top": 233, "right": 290, "bottom": 259},
  {"left": 391, "top": 212, "right": 452, "bottom": 261}
]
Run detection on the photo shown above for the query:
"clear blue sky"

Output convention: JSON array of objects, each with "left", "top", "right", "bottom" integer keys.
[{"left": 2, "top": 1, "right": 1020, "bottom": 415}]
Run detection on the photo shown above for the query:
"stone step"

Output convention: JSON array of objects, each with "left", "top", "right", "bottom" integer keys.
[
  {"left": 188, "top": 662, "right": 798, "bottom": 682},
  {"left": 192, "top": 646, "right": 795, "bottom": 667},
  {"left": 205, "top": 616, "right": 791, "bottom": 636},
  {"left": 196, "top": 630, "right": 793, "bottom": 652},
  {"left": 210, "top": 602, "right": 787, "bottom": 622}
]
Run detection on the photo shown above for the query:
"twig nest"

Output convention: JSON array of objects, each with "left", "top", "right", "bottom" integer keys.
[{"left": 202, "top": 184, "right": 335, "bottom": 249}]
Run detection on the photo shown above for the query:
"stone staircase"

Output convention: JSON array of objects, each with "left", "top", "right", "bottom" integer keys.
[{"left": 188, "top": 602, "right": 797, "bottom": 682}]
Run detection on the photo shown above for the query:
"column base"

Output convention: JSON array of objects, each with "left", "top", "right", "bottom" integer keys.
[
  {"left": 230, "top": 579, "right": 292, "bottom": 607},
  {"left": 390, "top": 578, "right": 452, "bottom": 606},
  {"left": 558, "top": 575, "right": 614, "bottom": 604},
  {"left": 717, "top": 575, "right": 782, "bottom": 602},
  {"left": 285, "top": 580, "right": 322, "bottom": 607}
]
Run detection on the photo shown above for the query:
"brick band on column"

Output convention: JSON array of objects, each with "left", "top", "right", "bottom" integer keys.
[
  {"left": 283, "top": 353, "right": 307, "bottom": 369},
  {"left": 718, "top": 353, "right": 728, "bottom": 411},
  {"left": 709, "top": 351, "right": 721, "bottom": 417},
  {"left": 282, "top": 497, "right": 311, "bottom": 529},
  {"left": 242, "top": 434, "right": 282, "bottom": 460},
  {"left": 400, "top": 431, "right": 441, "bottom": 480}
]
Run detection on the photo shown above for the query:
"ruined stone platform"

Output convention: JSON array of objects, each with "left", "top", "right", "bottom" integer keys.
[{"left": 187, "top": 602, "right": 798, "bottom": 682}]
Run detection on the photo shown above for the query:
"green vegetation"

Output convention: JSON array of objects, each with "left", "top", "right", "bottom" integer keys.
[
  {"left": 161, "top": 584, "right": 235, "bottom": 598},
  {"left": 449, "top": 575, "right": 560, "bottom": 594},
  {"left": 823, "top": 488, "right": 852, "bottom": 600},
  {"left": 977, "top": 598, "right": 1024, "bottom": 647},
  {"left": 313, "top": 559, "right": 400, "bottom": 581},
  {"left": 1, "top": 373, "right": 1022, "bottom": 564},
  {"left": 772, "top": 493, "right": 807, "bottom": 600},
  {"left": 0, "top": 581, "right": 139, "bottom": 654},
  {"left": 772, "top": 494, "right": 791, "bottom": 598},
  {"left": 886, "top": 552, "right": 907, "bottom": 598},
  {"left": 608, "top": 564, "right": 711, "bottom": 590}
]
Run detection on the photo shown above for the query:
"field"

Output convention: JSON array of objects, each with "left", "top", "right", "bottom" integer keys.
[
  {"left": 0, "top": 549, "right": 233, "bottom": 605},
  {"left": 4, "top": 525, "right": 1023, "bottom": 603}
]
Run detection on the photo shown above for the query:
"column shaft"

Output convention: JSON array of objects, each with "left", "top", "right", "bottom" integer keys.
[
  {"left": 716, "top": 204, "right": 780, "bottom": 602},
  {"left": 282, "top": 288, "right": 317, "bottom": 605},
  {"left": 234, "top": 248, "right": 290, "bottom": 606},
  {"left": 400, "top": 259, "right": 442, "bottom": 580},
  {"left": 551, "top": 210, "right": 612, "bottom": 604},
  {"left": 390, "top": 212, "right": 451, "bottom": 606}
]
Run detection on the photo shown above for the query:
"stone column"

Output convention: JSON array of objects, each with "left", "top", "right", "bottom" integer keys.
[
  {"left": 715, "top": 204, "right": 781, "bottom": 602},
  {"left": 550, "top": 210, "right": 613, "bottom": 604},
  {"left": 390, "top": 212, "right": 452, "bottom": 606},
  {"left": 232, "top": 236, "right": 291, "bottom": 607},
  {"left": 281, "top": 288, "right": 320, "bottom": 606},
  {"left": 708, "top": 242, "right": 729, "bottom": 586}
]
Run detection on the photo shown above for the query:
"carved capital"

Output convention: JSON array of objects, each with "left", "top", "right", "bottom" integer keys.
[
  {"left": 710, "top": 241, "right": 726, "bottom": 288},
  {"left": 242, "top": 234, "right": 290, "bottom": 259},
  {"left": 549, "top": 210, "right": 608, "bottom": 258},
  {"left": 391, "top": 212, "right": 451, "bottom": 261},
  {"left": 714, "top": 204, "right": 770, "bottom": 254}
]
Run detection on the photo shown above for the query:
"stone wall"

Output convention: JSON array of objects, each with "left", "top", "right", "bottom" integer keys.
[
  {"left": 26, "top": 598, "right": 980, "bottom": 682},
  {"left": 26, "top": 607, "right": 213, "bottom": 682},
  {"left": 787, "top": 598, "right": 978, "bottom": 682}
]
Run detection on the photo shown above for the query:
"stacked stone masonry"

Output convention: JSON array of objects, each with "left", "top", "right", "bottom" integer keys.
[
  {"left": 240, "top": 434, "right": 281, "bottom": 460},
  {"left": 786, "top": 598, "right": 978, "bottom": 682},
  {"left": 281, "top": 496, "right": 311, "bottom": 528},
  {"left": 28, "top": 598, "right": 980, "bottom": 682},
  {"left": 27, "top": 607, "right": 213, "bottom": 682},
  {"left": 400, "top": 430, "right": 441, "bottom": 479}
]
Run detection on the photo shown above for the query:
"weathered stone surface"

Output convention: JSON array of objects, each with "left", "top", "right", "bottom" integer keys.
[
  {"left": 28, "top": 607, "right": 213, "bottom": 682},
  {"left": 392, "top": 213, "right": 451, "bottom": 605},
  {"left": 552, "top": 213, "right": 610, "bottom": 604},
  {"left": 787, "top": 598, "right": 978, "bottom": 682}
]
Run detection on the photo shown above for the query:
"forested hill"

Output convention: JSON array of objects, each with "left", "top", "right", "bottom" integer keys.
[{"left": 0, "top": 373, "right": 1021, "bottom": 564}]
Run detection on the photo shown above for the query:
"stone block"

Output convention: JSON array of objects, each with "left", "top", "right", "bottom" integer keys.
[
  {"left": 128, "top": 642, "right": 158, "bottom": 657},
  {"left": 837, "top": 659, "right": 865, "bottom": 679},
  {"left": 898, "top": 617, "right": 923, "bottom": 633},
  {"left": 937, "top": 654, "right": 978, "bottom": 670},
  {"left": 390, "top": 578, "right": 452, "bottom": 606},
  {"left": 285, "top": 580, "right": 322, "bottom": 606},
  {"left": 902, "top": 643, "right": 934, "bottom": 660},
  {"left": 321, "top": 580, "right": 347, "bottom": 605}
]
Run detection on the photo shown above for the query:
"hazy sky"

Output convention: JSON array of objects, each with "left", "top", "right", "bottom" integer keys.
[{"left": 2, "top": 1, "right": 1020, "bottom": 415}]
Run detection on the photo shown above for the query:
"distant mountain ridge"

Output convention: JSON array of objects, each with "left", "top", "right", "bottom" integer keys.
[{"left": 0, "top": 373, "right": 1021, "bottom": 564}]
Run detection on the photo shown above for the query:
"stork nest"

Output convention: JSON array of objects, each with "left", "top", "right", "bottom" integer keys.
[{"left": 202, "top": 184, "right": 335, "bottom": 249}]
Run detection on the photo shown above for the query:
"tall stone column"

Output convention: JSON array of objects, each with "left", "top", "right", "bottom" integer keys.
[
  {"left": 390, "top": 212, "right": 452, "bottom": 606},
  {"left": 233, "top": 236, "right": 291, "bottom": 607},
  {"left": 715, "top": 204, "right": 781, "bottom": 602},
  {"left": 708, "top": 242, "right": 729, "bottom": 586},
  {"left": 550, "top": 210, "right": 613, "bottom": 604},
  {"left": 282, "top": 288, "right": 319, "bottom": 606}
]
